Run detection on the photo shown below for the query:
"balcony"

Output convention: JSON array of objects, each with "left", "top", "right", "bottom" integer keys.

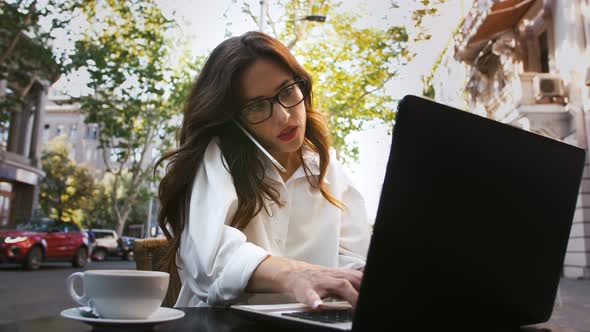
[
  {"left": 505, "top": 72, "right": 571, "bottom": 139},
  {"left": 455, "top": 0, "right": 536, "bottom": 63}
]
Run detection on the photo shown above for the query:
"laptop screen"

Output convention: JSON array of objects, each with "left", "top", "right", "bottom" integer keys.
[{"left": 353, "top": 95, "right": 585, "bottom": 329}]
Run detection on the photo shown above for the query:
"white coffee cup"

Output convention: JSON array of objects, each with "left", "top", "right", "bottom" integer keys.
[{"left": 66, "top": 270, "right": 169, "bottom": 319}]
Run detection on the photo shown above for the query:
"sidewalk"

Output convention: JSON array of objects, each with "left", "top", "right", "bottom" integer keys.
[{"left": 541, "top": 278, "right": 590, "bottom": 332}]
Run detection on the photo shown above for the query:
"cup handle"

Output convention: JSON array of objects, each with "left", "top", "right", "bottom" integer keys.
[{"left": 66, "top": 272, "right": 89, "bottom": 307}]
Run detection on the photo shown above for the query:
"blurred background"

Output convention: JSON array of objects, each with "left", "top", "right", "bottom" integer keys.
[
  {"left": 1, "top": 0, "right": 589, "bottom": 327},
  {"left": 0, "top": 0, "right": 456, "bottom": 249}
]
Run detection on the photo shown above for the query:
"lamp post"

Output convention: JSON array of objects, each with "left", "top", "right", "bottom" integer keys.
[
  {"left": 301, "top": 15, "right": 326, "bottom": 22},
  {"left": 259, "top": 0, "right": 266, "bottom": 32},
  {"left": 145, "top": 181, "right": 154, "bottom": 238},
  {"left": 258, "top": 0, "right": 327, "bottom": 33}
]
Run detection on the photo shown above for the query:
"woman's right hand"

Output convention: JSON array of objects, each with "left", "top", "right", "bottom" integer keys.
[
  {"left": 278, "top": 262, "right": 363, "bottom": 308},
  {"left": 246, "top": 255, "right": 363, "bottom": 309}
]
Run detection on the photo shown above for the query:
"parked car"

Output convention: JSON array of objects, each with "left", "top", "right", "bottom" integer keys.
[
  {"left": 0, "top": 217, "right": 89, "bottom": 270},
  {"left": 118, "top": 236, "right": 137, "bottom": 261},
  {"left": 87, "top": 229, "right": 117, "bottom": 261},
  {"left": 87, "top": 229, "right": 136, "bottom": 261}
]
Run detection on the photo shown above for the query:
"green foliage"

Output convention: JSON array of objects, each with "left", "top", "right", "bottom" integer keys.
[
  {"left": 85, "top": 172, "right": 151, "bottom": 233},
  {"left": 66, "top": 0, "right": 178, "bottom": 154},
  {"left": 65, "top": 0, "right": 198, "bottom": 235},
  {"left": 410, "top": 0, "right": 444, "bottom": 41},
  {"left": 0, "top": 0, "right": 80, "bottom": 123},
  {"left": 292, "top": 11, "right": 408, "bottom": 161},
  {"left": 421, "top": 16, "right": 463, "bottom": 101},
  {"left": 40, "top": 136, "right": 96, "bottom": 225},
  {"left": 422, "top": 76, "right": 435, "bottom": 99},
  {"left": 85, "top": 180, "right": 116, "bottom": 230},
  {"left": 234, "top": 0, "right": 443, "bottom": 162}
]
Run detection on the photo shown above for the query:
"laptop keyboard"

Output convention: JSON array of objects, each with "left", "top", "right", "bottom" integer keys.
[{"left": 282, "top": 308, "right": 353, "bottom": 324}]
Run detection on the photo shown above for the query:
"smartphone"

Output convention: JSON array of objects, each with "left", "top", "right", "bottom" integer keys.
[{"left": 233, "top": 120, "right": 287, "bottom": 173}]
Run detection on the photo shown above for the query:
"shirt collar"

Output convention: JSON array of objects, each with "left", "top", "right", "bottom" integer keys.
[{"left": 263, "top": 147, "right": 329, "bottom": 185}]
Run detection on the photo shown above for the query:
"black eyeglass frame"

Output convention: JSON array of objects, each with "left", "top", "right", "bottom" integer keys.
[{"left": 240, "top": 79, "right": 307, "bottom": 125}]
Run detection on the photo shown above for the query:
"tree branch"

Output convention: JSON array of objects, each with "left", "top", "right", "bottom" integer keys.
[
  {"left": 351, "top": 72, "right": 397, "bottom": 109},
  {"left": 128, "top": 121, "right": 154, "bottom": 190},
  {"left": 242, "top": 2, "right": 259, "bottom": 28},
  {"left": 265, "top": 3, "right": 279, "bottom": 37},
  {"left": 111, "top": 171, "right": 121, "bottom": 222},
  {"left": 115, "top": 122, "right": 154, "bottom": 236},
  {"left": 0, "top": 0, "right": 38, "bottom": 67},
  {"left": 286, "top": 18, "right": 309, "bottom": 49},
  {"left": 101, "top": 144, "right": 115, "bottom": 175}
]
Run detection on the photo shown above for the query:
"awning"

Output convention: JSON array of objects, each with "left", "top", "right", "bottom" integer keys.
[
  {"left": 456, "top": 0, "right": 536, "bottom": 62},
  {"left": 469, "top": 0, "right": 535, "bottom": 44}
]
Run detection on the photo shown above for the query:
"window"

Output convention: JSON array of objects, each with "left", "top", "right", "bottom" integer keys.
[
  {"left": 539, "top": 31, "right": 549, "bottom": 73},
  {"left": 87, "top": 125, "right": 98, "bottom": 139},
  {"left": 519, "top": 3, "right": 554, "bottom": 73},
  {"left": 43, "top": 124, "right": 50, "bottom": 141},
  {"left": 0, "top": 182, "right": 12, "bottom": 227},
  {"left": 52, "top": 223, "right": 68, "bottom": 232},
  {"left": 16, "top": 218, "right": 54, "bottom": 232},
  {"left": 0, "top": 116, "right": 10, "bottom": 151},
  {"left": 94, "top": 231, "right": 114, "bottom": 239},
  {"left": 70, "top": 123, "right": 78, "bottom": 139},
  {"left": 65, "top": 223, "right": 80, "bottom": 232},
  {"left": 56, "top": 124, "right": 65, "bottom": 136}
]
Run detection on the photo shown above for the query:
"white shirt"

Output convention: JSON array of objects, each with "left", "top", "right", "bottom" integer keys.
[{"left": 175, "top": 138, "right": 372, "bottom": 307}]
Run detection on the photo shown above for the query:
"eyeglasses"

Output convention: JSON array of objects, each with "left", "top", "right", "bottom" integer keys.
[{"left": 241, "top": 80, "right": 306, "bottom": 125}]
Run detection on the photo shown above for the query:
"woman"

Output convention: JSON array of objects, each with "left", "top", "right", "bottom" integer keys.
[{"left": 156, "top": 31, "right": 371, "bottom": 309}]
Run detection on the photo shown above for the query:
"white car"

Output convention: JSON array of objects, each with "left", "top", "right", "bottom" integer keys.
[{"left": 88, "top": 229, "right": 119, "bottom": 261}]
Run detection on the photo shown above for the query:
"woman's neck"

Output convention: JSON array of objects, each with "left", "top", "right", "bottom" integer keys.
[{"left": 272, "top": 150, "right": 301, "bottom": 182}]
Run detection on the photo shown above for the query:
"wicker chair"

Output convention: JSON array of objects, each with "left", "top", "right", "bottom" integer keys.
[{"left": 134, "top": 237, "right": 181, "bottom": 308}]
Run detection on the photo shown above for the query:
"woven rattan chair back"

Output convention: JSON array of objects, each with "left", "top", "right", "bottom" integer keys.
[{"left": 134, "top": 237, "right": 181, "bottom": 308}]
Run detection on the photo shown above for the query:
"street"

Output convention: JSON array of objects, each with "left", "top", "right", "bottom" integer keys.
[{"left": 0, "top": 259, "right": 135, "bottom": 324}]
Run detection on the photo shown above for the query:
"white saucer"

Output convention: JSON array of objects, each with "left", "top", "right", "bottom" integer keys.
[{"left": 60, "top": 306, "right": 185, "bottom": 326}]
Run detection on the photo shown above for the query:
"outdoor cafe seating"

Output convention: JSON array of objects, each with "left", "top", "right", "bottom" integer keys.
[{"left": 134, "top": 237, "right": 181, "bottom": 308}]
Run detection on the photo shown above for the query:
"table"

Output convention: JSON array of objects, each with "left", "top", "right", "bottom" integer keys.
[{"left": 0, "top": 307, "right": 577, "bottom": 332}]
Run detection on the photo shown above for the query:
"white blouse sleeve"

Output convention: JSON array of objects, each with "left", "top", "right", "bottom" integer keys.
[
  {"left": 178, "top": 139, "right": 270, "bottom": 306},
  {"left": 337, "top": 167, "right": 372, "bottom": 270}
]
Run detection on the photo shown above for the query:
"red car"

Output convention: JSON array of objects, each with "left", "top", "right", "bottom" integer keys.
[{"left": 0, "top": 217, "right": 90, "bottom": 270}]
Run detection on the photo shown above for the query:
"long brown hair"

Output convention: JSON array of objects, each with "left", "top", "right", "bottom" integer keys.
[{"left": 155, "top": 31, "right": 343, "bottom": 273}]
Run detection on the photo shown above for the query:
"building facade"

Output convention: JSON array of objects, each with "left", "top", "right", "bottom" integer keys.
[
  {"left": 44, "top": 89, "right": 160, "bottom": 237},
  {"left": 44, "top": 90, "right": 107, "bottom": 179},
  {"left": 0, "top": 39, "right": 60, "bottom": 228},
  {"left": 432, "top": 0, "right": 590, "bottom": 278}
]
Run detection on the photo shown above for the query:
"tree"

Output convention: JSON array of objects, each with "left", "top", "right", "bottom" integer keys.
[
  {"left": 292, "top": 12, "right": 407, "bottom": 161},
  {"left": 0, "top": 0, "right": 80, "bottom": 120},
  {"left": 86, "top": 172, "right": 151, "bottom": 233},
  {"left": 40, "top": 136, "right": 96, "bottom": 225},
  {"left": 234, "top": 0, "right": 444, "bottom": 161},
  {"left": 65, "top": 0, "right": 196, "bottom": 236},
  {"left": 85, "top": 179, "right": 116, "bottom": 229}
]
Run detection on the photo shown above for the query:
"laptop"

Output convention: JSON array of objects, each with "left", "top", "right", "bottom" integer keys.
[{"left": 231, "top": 95, "right": 585, "bottom": 330}]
